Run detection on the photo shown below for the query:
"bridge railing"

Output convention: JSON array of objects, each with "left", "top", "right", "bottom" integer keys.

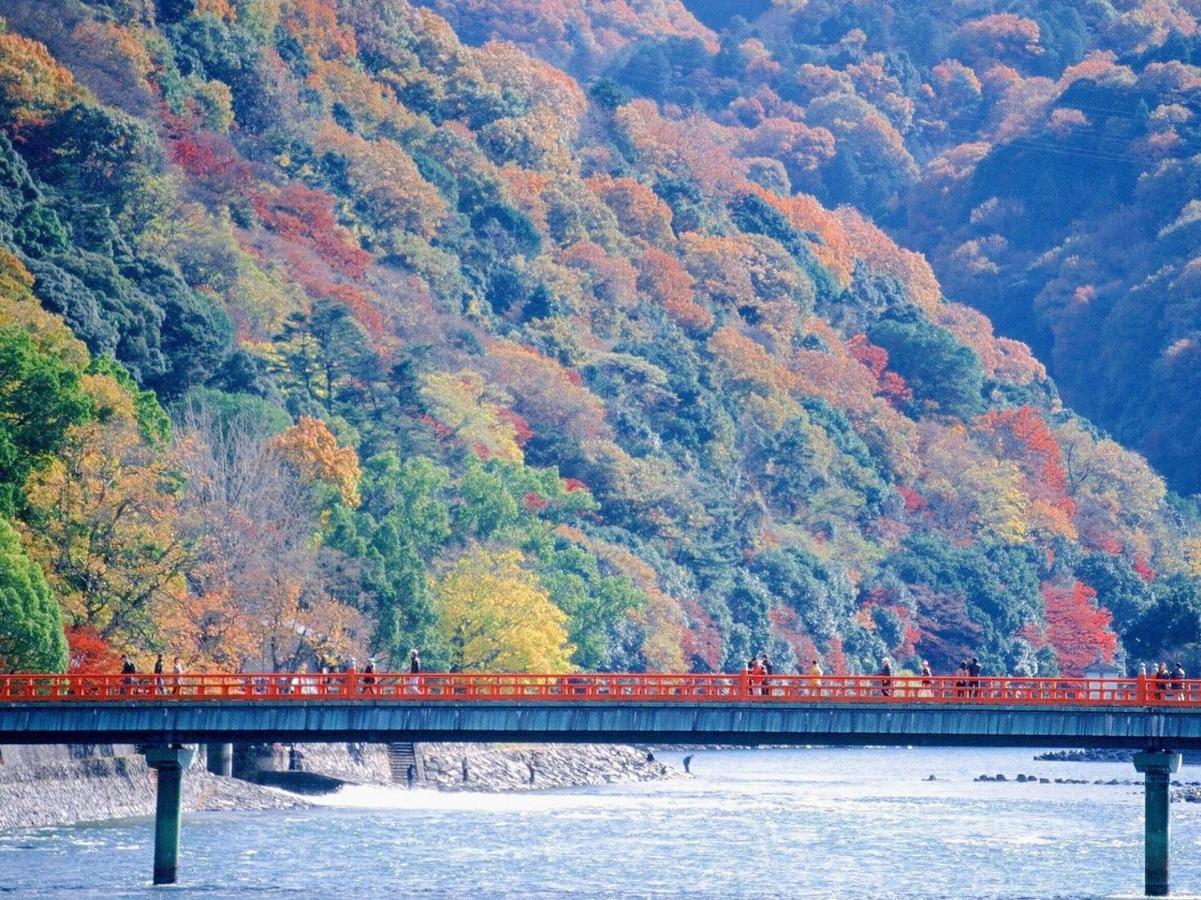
[{"left": 0, "top": 672, "right": 1198, "bottom": 706}]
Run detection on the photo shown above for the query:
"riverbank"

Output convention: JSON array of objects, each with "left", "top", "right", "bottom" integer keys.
[
  {"left": 0, "top": 745, "right": 309, "bottom": 830},
  {"left": 0, "top": 742, "right": 677, "bottom": 829}
]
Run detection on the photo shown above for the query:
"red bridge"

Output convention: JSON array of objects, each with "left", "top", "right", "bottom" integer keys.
[
  {"left": 2, "top": 671, "right": 1198, "bottom": 706},
  {"left": 2, "top": 671, "right": 1198, "bottom": 895}
]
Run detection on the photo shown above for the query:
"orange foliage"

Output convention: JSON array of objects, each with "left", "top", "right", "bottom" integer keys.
[
  {"left": 707, "top": 327, "right": 795, "bottom": 397},
  {"left": 1041, "top": 582, "right": 1116, "bottom": 676},
  {"left": 763, "top": 191, "right": 855, "bottom": 288},
  {"left": 253, "top": 184, "right": 371, "bottom": 280},
  {"left": 954, "top": 14, "right": 1043, "bottom": 63},
  {"left": 0, "top": 30, "right": 82, "bottom": 135},
  {"left": 614, "top": 100, "right": 743, "bottom": 195},
  {"left": 486, "top": 342, "right": 609, "bottom": 442},
  {"left": 973, "top": 406, "right": 1075, "bottom": 540},
  {"left": 637, "top": 246, "right": 713, "bottom": 331},
  {"left": 835, "top": 207, "right": 942, "bottom": 312},
  {"left": 847, "top": 334, "right": 913, "bottom": 405},
  {"left": 588, "top": 175, "right": 674, "bottom": 243},
  {"left": 66, "top": 626, "right": 120, "bottom": 673},
  {"left": 560, "top": 241, "right": 638, "bottom": 310},
  {"left": 269, "top": 416, "right": 362, "bottom": 507},
  {"left": 279, "top": 0, "right": 358, "bottom": 61}
]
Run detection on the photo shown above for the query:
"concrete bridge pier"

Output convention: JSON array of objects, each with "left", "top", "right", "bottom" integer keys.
[
  {"left": 205, "top": 742, "right": 233, "bottom": 777},
  {"left": 1134, "top": 750, "right": 1182, "bottom": 897},
  {"left": 142, "top": 745, "right": 196, "bottom": 885}
]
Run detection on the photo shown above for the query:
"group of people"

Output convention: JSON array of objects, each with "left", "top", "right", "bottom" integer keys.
[
  {"left": 953, "top": 657, "right": 983, "bottom": 697},
  {"left": 743, "top": 653, "right": 774, "bottom": 695},
  {"left": 112, "top": 649, "right": 424, "bottom": 697},
  {"left": 1143, "top": 661, "right": 1188, "bottom": 699},
  {"left": 119, "top": 653, "right": 185, "bottom": 695}
]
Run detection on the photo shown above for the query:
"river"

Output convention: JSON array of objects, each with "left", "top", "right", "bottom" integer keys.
[{"left": 2, "top": 746, "right": 1200, "bottom": 898}]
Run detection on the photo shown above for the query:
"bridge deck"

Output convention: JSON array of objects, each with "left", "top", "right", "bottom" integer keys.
[{"left": 2, "top": 673, "right": 1200, "bottom": 749}]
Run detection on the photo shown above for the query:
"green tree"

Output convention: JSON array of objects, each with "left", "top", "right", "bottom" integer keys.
[
  {"left": 868, "top": 314, "right": 984, "bottom": 419},
  {"left": 326, "top": 453, "right": 452, "bottom": 667},
  {"left": 0, "top": 517, "right": 67, "bottom": 672},
  {"left": 0, "top": 327, "right": 92, "bottom": 514}
]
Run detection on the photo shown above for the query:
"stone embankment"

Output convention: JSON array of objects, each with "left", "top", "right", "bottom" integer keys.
[
  {"left": 0, "top": 742, "right": 676, "bottom": 829},
  {"left": 417, "top": 743, "right": 672, "bottom": 791},
  {"left": 0, "top": 745, "right": 308, "bottom": 830}
]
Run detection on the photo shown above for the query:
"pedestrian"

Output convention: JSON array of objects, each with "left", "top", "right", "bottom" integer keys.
[
  {"left": 1172, "top": 661, "right": 1186, "bottom": 700},
  {"left": 406, "top": 764, "right": 416, "bottom": 788},
  {"left": 879, "top": 657, "right": 893, "bottom": 697},
  {"left": 408, "top": 648, "right": 421, "bottom": 695},
  {"left": 749, "top": 656, "right": 766, "bottom": 697},
  {"left": 153, "top": 654, "right": 164, "bottom": 695},
  {"left": 683, "top": 754, "right": 693, "bottom": 774},
  {"left": 120, "top": 654, "right": 136, "bottom": 696},
  {"left": 808, "top": 658, "right": 823, "bottom": 698},
  {"left": 955, "top": 660, "right": 967, "bottom": 699},
  {"left": 363, "top": 658, "right": 377, "bottom": 695},
  {"left": 1155, "top": 662, "right": 1170, "bottom": 701},
  {"left": 967, "top": 656, "right": 982, "bottom": 698},
  {"left": 920, "top": 659, "right": 933, "bottom": 698},
  {"left": 760, "top": 653, "right": 774, "bottom": 696},
  {"left": 172, "top": 656, "right": 184, "bottom": 697}
]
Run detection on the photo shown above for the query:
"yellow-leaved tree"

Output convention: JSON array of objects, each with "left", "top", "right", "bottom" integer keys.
[
  {"left": 268, "top": 415, "right": 362, "bottom": 507},
  {"left": 431, "top": 547, "right": 574, "bottom": 672}
]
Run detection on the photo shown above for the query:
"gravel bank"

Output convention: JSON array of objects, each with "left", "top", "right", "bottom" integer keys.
[{"left": 0, "top": 746, "right": 308, "bottom": 830}]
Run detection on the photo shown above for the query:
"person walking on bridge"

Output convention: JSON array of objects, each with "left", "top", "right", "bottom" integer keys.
[
  {"left": 747, "top": 656, "right": 765, "bottom": 696},
  {"left": 1172, "top": 662, "right": 1186, "bottom": 701},
  {"left": 363, "top": 658, "right": 377, "bottom": 695},
  {"left": 878, "top": 658, "right": 893, "bottom": 697},
  {"left": 808, "top": 658, "right": 823, "bottom": 698},
  {"left": 966, "top": 656, "right": 981, "bottom": 698},
  {"left": 920, "top": 659, "right": 933, "bottom": 698},
  {"left": 120, "top": 655, "right": 136, "bottom": 696},
  {"left": 1155, "top": 662, "right": 1169, "bottom": 701},
  {"left": 153, "top": 654, "right": 164, "bottom": 695},
  {"left": 172, "top": 657, "right": 184, "bottom": 696},
  {"left": 408, "top": 649, "right": 421, "bottom": 694}
]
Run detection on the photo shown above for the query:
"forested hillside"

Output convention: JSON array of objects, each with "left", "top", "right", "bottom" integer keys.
[
  {"left": 431, "top": 0, "right": 1201, "bottom": 492},
  {"left": 0, "top": 0, "right": 1198, "bottom": 679}
]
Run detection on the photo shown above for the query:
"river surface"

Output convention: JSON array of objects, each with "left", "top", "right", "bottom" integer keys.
[{"left": 3, "top": 746, "right": 1201, "bottom": 898}]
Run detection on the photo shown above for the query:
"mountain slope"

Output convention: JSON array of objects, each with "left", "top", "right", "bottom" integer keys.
[{"left": 0, "top": 0, "right": 1196, "bottom": 678}]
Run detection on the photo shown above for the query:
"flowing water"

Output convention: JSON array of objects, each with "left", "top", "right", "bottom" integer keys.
[{"left": 3, "top": 746, "right": 1201, "bottom": 898}]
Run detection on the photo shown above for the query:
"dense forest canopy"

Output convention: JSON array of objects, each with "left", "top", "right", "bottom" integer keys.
[{"left": 0, "top": 0, "right": 1200, "bottom": 680}]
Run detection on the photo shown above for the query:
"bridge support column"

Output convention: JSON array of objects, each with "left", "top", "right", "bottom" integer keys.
[
  {"left": 205, "top": 742, "right": 232, "bottom": 777},
  {"left": 143, "top": 745, "right": 196, "bottom": 886},
  {"left": 1134, "top": 750, "right": 1182, "bottom": 897}
]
